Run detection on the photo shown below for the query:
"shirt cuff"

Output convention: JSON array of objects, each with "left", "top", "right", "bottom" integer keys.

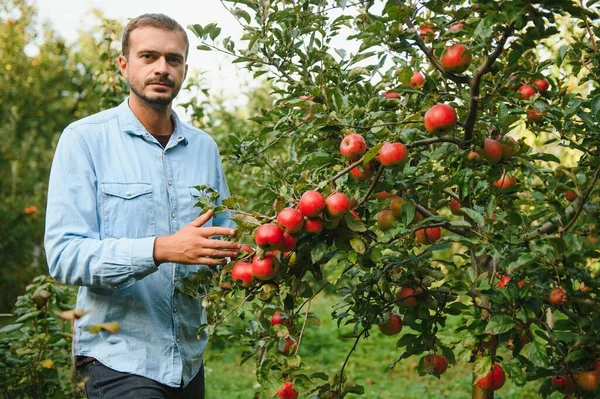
[{"left": 129, "top": 237, "right": 159, "bottom": 278}]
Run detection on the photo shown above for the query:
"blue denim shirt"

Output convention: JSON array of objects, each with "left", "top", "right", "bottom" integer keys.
[{"left": 44, "top": 99, "right": 233, "bottom": 387}]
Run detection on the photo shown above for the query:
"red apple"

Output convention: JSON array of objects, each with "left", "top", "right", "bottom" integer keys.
[
  {"left": 419, "top": 26, "right": 435, "bottom": 43},
  {"left": 424, "top": 104, "right": 458, "bottom": 135},
  {"left": 440, "top": 43, "right": 472, "bottom": 74},
  {"left": 349, "top": 209, "right": 361, "bottom": 221},
  {"left": 476, "top": 364, "right": 506, "bottom": 391},
  {"left": 448, "top": 22, "right": 463, "bottom": 31},
  {"left": 575, "top": 370, "right": 600, "bottom": 392},
  {"left": 549, "top": 287, "right": 568, "bottom": 305},
  {"left": 551, "top": 375, "right": 576, "bottom": 394},
  {"left": 408, "top": 71, "right": 425, "bottom": 89},
  {"left": 326, "top": 193, "right": 351, "bottom": 217},
  {"left": 298, "top": 190, "right": 326, "bottom": 217},
  {"left": 378, "top": 142, "right": 409, "bottom": 167},
  {"left": 280, "top": 231, "right": 298, "bottom": 252},
  {"left": 467, "top": 150, "right": 481, "bottom": 161},
  {"left": 277, "top": 381, "right": 298, "bottom": 399},
  {"left": 254, "top": 224, "right": 285, "bottom": 250},
  {"left": 500, "top": 136, "right": 517, "bottom": 160},
  {"left": 527, "top": 108, "right": 546, "bottom": 122},
  {"left": 231, "top": 261, "right": 253, "bottom": 287},
  {"left": 481, "top": 138, "right": 503, "bottom": 165},
  {"left": 382, "top": 91, "right": 400, "bottom": 99},
  {"left": 252, "top": 253, "right": 280, "bottom": 281},
  {"left": 565, "top": 190, "right": 578, "bottom": 202},
  {"left": 533, "top": 78, "right": 549, "bottom": 92},
  {"left": 517, "top": 84, "right": 536, "bottom": 99},
  {"left": 378, "top": 313, "right": 403, "bottom": 335},
  {"left": 450, "top": 198, "right": 462, "bottom": 215},
  {"left": 239, "top": 244, "right": 256, "bottom": 256},
  {"left": 277, "top": 208, "right": 304, "bottom": 234},
  {"left": 497, "top": 275, "right": 511, "bottom": 288},
  {"left": 493, "top": 174, "right": 516, "bottom": 190},
  {"left": 303, "top": 217, "right": 323, "bottom": 234},
  {"left": 423, "top": 354, "right": 449, "bottom": 376},
  {"left": 396, "top": 287, "right": 418, "bottom": 308},
  {"left": 415, "top": 227, "right": 441, "bottom": 244},
  {"left": 277, "top": 336, "right": 297, "bottom": 356},
  {"left": 340, "top": 133, "right": 367, "bottom": 161},
  {"left": 299, "top": 95, "right": 314, "bottom": 101},
  {"left": 374, "top": 191, "right": 396, "bottom": 200},
  {"left": 377, "top": 209, "right": 395, "bottom": 231},
  {"left": 271, "top": 311, "right": 291, "bottom": 327},
  {"left": 350, "top": 162, "right": 375, "bottom": 180}
]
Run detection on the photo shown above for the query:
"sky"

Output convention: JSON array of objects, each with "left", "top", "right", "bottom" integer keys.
[{"left": 34, "top": 0, "right": 255, "bottom": 115}]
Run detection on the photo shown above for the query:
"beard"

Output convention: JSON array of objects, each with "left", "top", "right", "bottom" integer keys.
[{"left": 129, "top": 77, "right": 182, "bottom": 108}]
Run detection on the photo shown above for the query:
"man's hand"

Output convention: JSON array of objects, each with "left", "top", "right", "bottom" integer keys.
[{"left": 153, "top": 210, "right": 240, "bottom": 266}]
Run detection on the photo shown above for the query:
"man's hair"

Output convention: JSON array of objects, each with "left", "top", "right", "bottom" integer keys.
[{"left": 122, "top": 13, "right": 189, "bottom": 60}]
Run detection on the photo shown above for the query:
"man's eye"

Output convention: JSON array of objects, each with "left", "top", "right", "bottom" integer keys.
[{"left": 141, "top": 54, "right": 153, "bottom": 59}]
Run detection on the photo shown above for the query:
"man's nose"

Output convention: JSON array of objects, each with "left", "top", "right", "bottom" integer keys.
[{"left": 154, "top": 57, "right": 169, "bottom": 75}]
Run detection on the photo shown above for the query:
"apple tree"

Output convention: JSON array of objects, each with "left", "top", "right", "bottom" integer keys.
[{"left": 187, "top": 1, "right": 600, "bottom": 398}]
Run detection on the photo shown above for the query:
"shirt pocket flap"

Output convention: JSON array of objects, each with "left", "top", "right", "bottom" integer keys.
[{"left": 102, "top": 183, "right": 153, "bottom": 200}]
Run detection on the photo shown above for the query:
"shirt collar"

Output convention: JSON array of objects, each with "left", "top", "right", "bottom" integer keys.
[{"left": 117, "top": 97, "right": 189, "bottom": 145}]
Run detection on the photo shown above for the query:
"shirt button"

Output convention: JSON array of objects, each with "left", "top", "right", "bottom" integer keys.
[
  {"left": 168, "top": 180, "right": 172, "bottom": 186},
  {"left": 176, "top": 337, "right": 180, "bottom": 343},
  {"left": 172, "top": 213, "right": 176, "bottom": 218},
  {"left": 125, "top": 191, "right": 131, "bottom": 197},
  {"left": 173, "top": 308, "right": 178, "bottom": 313}
]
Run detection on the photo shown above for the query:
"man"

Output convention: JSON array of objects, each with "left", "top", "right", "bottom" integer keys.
[{"left": 44, "top": 13, "right": 240, "bottom": 399}]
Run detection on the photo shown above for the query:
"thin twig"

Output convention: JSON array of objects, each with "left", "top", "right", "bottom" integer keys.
[
  {"left": 559, "top": 165, "right": 600, "bottom": 233},
  {"left": 405, "top": 136, "right": 463, "bottom": 149},
  {"left": 357, "top": 164, "right": 385, "bottom": 207},
  {"left": 294, "top": 299, "right": 312, "bottom": 355},
  {"left": 338, "top": 328, "right": 366, "bottom": 394}
]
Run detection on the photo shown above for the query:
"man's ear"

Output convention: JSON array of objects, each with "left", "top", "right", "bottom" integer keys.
[{"left": 118, "top": 55, "right": 128, "bottom": 78}]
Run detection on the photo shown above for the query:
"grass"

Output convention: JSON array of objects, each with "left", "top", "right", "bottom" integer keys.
[{"left": 204, "top": 294, "right": 560, "bottom": 399}]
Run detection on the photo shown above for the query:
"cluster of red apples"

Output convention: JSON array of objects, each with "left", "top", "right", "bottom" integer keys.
[
  {"left": 419, "top": 22, "right": 473, "bottom": 75},
  {"left": 510, "top": 74, "right": 551, "bottom": 122}
]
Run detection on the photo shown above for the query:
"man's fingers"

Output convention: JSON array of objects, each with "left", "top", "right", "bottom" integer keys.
[
  {"left": 190, "top": 209, "right": 214, "bottom": 228},
  {"left": 198, "top": 257, "right": 228, "bottom": 266},
  {"left": 200, "top": 226, "right": 237, "bottom": 238}
]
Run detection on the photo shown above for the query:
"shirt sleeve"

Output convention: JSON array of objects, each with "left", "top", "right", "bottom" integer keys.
[{"left": 44, "top": 128, "right": 158, "bottom": 289}]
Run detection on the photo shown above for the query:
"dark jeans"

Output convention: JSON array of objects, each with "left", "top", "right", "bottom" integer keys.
[{"left": 77, "top": 359, "right": 205, "bottom": 399}]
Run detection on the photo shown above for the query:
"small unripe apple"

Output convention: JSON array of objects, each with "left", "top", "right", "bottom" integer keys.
[
  {"left": 440, "top": 43, "right": 472, "bottom": 74},
  {"left": 276, "top": 381, "right": 298, "bottom": 399},
  {"left": 303, "top": 217, "right": 323, "bottom": 234},
  {"left": 252, "top": 253, "right": 280, "bottom": 281},
  {"left": 415, "top": 227, "right": 441, "bottom": 244},
  {"left": 340, "top": 133, "right": 367, "bottom": 161},
  {"left": 424, "top": 104, "right": 458, "bottom": 135},
  {"left": 277, "top": 208, "right": 304, "bottom": 234},
  {"left": 298, "top": 190, "right": 326, "bottom": 217},
  {"left": 493, "top": 174, "right": 516, "bottom": 190},
  {"left": 350, "top": 162, "right": 375, "bottom": 180},
  {"left": 378, "top": 142, "right": 409, "bottom": 167},
  {"left": 549, "top": 287, "right": 568, "bottom": 305},
  {"left": 396, "top": 287, "right": 418, "bottom": 308},
  {"left": 377, "top": 209, "right": 395, "bottom": 231},
  {"left": 378, "top": 313, "right": 403, "bottom": 335},
  {"left": 423, "top": 354, "right": 449, "bottom": 376},
  {"left": 231, "top": 261, "right": 253, "bottom": 287},
  {"left": 254, "top": 224, "right": 285, "bottom": 250},
  {"left": 533, "top": 78, "right": 550, "bottom": 92},
  {"left": 408, "top": 71, "right": 425, "bottom": 89},
  {"left": 565, "top": 190, "right": 578, "bottom": 202},
  {"left": 419, "top": 26, "right": 435, "bottom": 43},
  {"left": 481, "top": 138, "right": 503, "bottom": 164},
  {"left": 476, "top": 364, "right": 506, "bottom": 391},
  {"left": 326, "top": 193, "right": 351, "bottom": 217},
  {"left": 517, "top": 84, "right": 536, "bottom": 99},
  {"left": 449, "top": 198, "right": 462, "bottom": 215},
  {"left": 390, "top": 196, "right": 407, "bottom": 218}
]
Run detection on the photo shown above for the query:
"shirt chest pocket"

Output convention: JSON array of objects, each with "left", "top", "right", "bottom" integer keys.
[{"left": 100, "top": 182, "right": 156, "bottom": 239}]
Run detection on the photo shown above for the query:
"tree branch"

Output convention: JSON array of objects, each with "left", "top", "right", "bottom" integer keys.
[
  {"left": 406, "top": 136, "right": 463, "bottom": 150},
  {"left": 357, "top": 164, "right": 385, "bottom": 207},
  {"left": 559, "top": 165, "right": 600, "bottom": 234}
]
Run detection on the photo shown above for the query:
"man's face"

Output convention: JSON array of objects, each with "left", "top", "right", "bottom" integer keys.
[{"left": 118, "top": 27, "right": 188, "bottom": 108}]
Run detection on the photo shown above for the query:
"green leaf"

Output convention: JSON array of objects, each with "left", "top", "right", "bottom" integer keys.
[
  {"left": 461, "top": 207, "right": 484, "bottom": 226},
  {"left": 344, "top": 212, "right": 366, "bottom": 232},
  {"left": 474, "top": 17, "right": 494, "bottom": 40},
  {"left": 196, "top": 44, "right": 212, "bottom": 51},
  {"left": 311, "top": 241, "right": 328, "bottom": 264},
  {"left": 350, "top": 237, "right": 366, "bottom": 254},
  {"left": 15, "top": 311, "right": 41, "bottom": 323},
  {"left": 474, "top": 356, "right": 492, "bottom": 379},
  {"left": 485, "top": 315, "right": 515, "bottom": 335},
  {"left": 326, "top": 256, "right": 347, "bottom": 285},
  {"left": 591, "top": 95, "right": 600, "bottom": 122},
  {"left": 363, "top": 143, "right": 383, "bottom": 163},
  {"left": 232, "top": 7, "right": 251, "bottom": 24},
  {"left": 0, "top": 323, "right": 23, "bottom": 334}
]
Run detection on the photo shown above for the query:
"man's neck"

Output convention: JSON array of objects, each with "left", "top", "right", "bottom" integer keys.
[{"left": 128, "top": 94, "right": 174, "bottom": 136}]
